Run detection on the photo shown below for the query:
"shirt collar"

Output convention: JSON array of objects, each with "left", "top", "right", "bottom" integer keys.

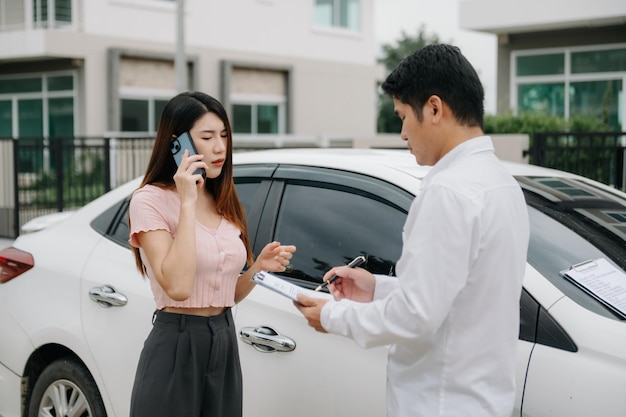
[{"left": 421, "top": 135, "right": 495, "bottom": 187}]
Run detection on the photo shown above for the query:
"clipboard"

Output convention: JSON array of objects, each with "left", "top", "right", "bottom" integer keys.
[
  {"left": 559, "top": 258, "right": 626, "bottom": 319},
  {"left": 252, "top": 271, "right": 326, "bottom": 301}
]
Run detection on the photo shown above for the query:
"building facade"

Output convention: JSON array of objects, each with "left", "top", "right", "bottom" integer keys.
[
  {"left": 460, "top": 0, "right": 626, "bottom": 131},
  {"left": 0, "top": 0, "right": 379, "bottom": 143}
]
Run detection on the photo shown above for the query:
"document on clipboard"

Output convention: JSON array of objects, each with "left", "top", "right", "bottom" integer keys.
[
  {"left": 252, "top": 271, "right": 326, "bottom": 301},
  {"left": 560, "top": 258, "right": 626, "bottom": 319}
]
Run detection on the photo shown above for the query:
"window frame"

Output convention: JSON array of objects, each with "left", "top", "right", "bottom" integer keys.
[
  {"left": 313, "top": 0, "right": 360, "bottom": 32},
  {"left": 231, "top": 93, "right": 286, "bottom": 135},
  {"left": 33, "top": 0, "right": 73, "bottom": 28},
  {"left": 236, "top": 163, "right": 412, "bottom": 289},
  {"left": 0, "top": 70, "right": 78, "bottom": 139},
  {"left": 511, "top": 43, "right": 626, "bottom": 131},
  {"left": 118, "top": 87, "right": 174, "bottom": 134}
]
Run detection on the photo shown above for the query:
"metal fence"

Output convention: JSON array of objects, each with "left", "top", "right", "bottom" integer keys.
[
  {"left": 528, "top": 132, "right": 626, "bottom": 191},
  {"left": 0, "top": 136, "right": 155, "bottom": 238},
  {"left": 1, "top": 132, "right": 625, "bottom": 239}
]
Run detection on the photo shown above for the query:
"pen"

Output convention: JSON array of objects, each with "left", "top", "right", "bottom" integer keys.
[{"left": 314, "top": 255, "right": 367, "bottom": 292}]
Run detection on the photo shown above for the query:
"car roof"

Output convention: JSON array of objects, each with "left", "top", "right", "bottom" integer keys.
[{"left": 233, "top": 147, "right": 583, "bottom": 179}]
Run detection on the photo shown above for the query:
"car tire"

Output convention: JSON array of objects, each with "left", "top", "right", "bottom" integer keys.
[{"left": 28, "top": 357, "right": 107, "bottom": 417}]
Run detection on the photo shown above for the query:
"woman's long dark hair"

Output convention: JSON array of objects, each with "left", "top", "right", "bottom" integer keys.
[{"left": 130, "top": 91, "right": 253, "bottom": 275}]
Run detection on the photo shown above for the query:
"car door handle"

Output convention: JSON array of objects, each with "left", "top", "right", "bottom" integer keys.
[
  {"left": 89, "top": 285, "right": 128, "bottom": 308},
  {"left": 239, "top": 325, "right": 296, "bottom": 353}
]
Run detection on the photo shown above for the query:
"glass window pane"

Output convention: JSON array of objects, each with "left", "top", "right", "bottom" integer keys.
[
  {"left": 233, "top": 104, "right": 252, "bottom": 134},
  {"left": 314, "top": 0, "right": 333, "bottom": 27},
  {"left": 48, "top": 97, "right": 74, "bottom": 137},
  {"left": 121, "top": 99, "right": 149, "bottom": 132},
  {"left": 570, "top": 80, "right": 623, "bottom": 131},
  {"left": 55, "top": 0, "right": 71, "bottom": 23},
  {"left": 274, "top": 184, "right": 404, "bottom": 286},
  {"left": 572, "top": 48, "right": 626, "bottom": 74},
  {"left": 34, "top": 0, "right": 49, "bottom": 23},
  {"left": 18, "top": 99, "right": 43, "bottom": 172},
  {"left": 47, "top": 75, "right": 73, "bottom": 91},
  {"left": 526, "top": 204, "right": 624, "bottom": 320},
  {"left": 0, "top": 101, "right": 11, "bottom": 137},
  {"left": 518, "top": 83, "right": 565, "bottom": 116},
  {"left": 516, "top": 54, "right": 565, "bottom": 76},
  {"left": 339, "top": 0, "right": 359, "bottom": 30},
  {"left": 18, "top": 99, "right": 43, "bottom": 137},
  {"left": 153, "top": 99, "right": 168, "bottom": 131},
  {"left": 0, "top": 78, "right": 42, "bottom": 94},
  {"left": 235, "top": 181, "right": 263, "bottom": 216},
  {"left": 257, "top": 105, "right": 278, "bottom": 134}
]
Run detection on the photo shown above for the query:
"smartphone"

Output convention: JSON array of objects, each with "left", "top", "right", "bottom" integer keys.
[{"left": 170, "top": 131, "right": 206, "bottom": 179}]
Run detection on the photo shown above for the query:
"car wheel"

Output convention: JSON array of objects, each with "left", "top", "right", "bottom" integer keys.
[{"left": 28, "top": 358, "right": 106, "bottom": 417}]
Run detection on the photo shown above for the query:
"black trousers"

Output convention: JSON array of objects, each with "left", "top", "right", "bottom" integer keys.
[{"left": 129, "top": 309, "right": 242, "bottom": 417}]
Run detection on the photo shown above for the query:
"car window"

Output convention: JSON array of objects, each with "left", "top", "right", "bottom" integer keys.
[
  {"left": 237, "top": 182, "right": 262, "bottom": 215},
  {"left": 90, "top": 197, "right": 131, "bottom": 249},
  {"left": 522, "top": 177, "right": 626, "bottom": 320},
  {"left": 272, "top": 183, "right": 406, "bottom": 289}
]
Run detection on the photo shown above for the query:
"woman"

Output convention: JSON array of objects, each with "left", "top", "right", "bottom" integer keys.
[{"left": 128, "top": 91, "right": 296, "bottom": 417}]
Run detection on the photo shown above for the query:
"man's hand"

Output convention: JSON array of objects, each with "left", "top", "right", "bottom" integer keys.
[
  {"left": 323, "top": 266, "right": 376, "bottom": 302},
  {"left": 294, "top": 294, "right": 329, "bottom": 333}
]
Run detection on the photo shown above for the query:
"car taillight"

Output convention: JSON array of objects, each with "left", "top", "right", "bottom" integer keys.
[{"left": 0, "top": 247, "right": 34, "bottom": 283}]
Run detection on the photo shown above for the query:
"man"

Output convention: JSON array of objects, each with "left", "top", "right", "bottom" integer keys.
[{"left": 295, "top": 44, "right": 530, "bottom": 417}]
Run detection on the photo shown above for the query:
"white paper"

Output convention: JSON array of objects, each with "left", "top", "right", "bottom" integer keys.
[
  {"left": 561, "top": 258, "right": 626, "bottom": 318},
  {"left": 252, "top": 271, "right": 326, "bottom": 301}
]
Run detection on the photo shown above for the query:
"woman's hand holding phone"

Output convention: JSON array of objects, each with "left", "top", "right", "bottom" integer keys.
[{"left": 170, "top": 132, "right": 208, "bottom": 187}]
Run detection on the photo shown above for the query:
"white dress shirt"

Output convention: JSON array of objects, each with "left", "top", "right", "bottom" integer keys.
[{"left": 321, "top": 136, "right": 530, "bottom": 417}]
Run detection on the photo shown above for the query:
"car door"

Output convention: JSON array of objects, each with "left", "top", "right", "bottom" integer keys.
[
  {"left": 518, "top": 194, "right": 626, "bottom": 417},
  {"left": 234, "top": 164, "right": 412, "bottom": 417},
  {"left": 80, "top": 197, "right": 154, "bottom": 417}
]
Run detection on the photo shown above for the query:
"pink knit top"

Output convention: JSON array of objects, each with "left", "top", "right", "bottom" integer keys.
[{"left": 129, "top": 184, "right": 247, "bottom": 309}]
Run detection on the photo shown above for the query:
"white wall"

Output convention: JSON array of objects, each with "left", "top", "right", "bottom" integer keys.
[
  {"left": 82, "top": 0, "right": 376, "bottom": 65},
  {"left": 459, "top": 0, "right": 626, "bottom": 33}
]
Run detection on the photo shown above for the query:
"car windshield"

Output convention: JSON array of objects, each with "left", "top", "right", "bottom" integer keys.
[{"left": 519, "top": 176, "right": 626, "bottom": 320}]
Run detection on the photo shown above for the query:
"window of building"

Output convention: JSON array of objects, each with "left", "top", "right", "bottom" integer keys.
[
  {"left": 120, "top": 97, "right": 168, "bottom": 132},
  {"left": 513, "top": 45, "right": 626, "bottom": 131},
  {"left": 33, "top": 0, "right": 72, "bottom": 28},
  {"left": 517, "top": 83, "right": 565, "bottom": 117},
  {"left": 516, "top": 53, "right": 564, "bottom": 76},
  {"left": 572, "top": 48, "right": 626, "bottom": 74},
  {"left": 314, "top": 0, "right": 359, "bottom": 31},
  {"left": 232, "top": 102, "right": 282, "bottom": 134},
  {"left": 227, "top": 66, "right": 288, "bottom": 136},
  {"left": 0, "top": 101, "right": 11, "bottom": 137},
  {"left": 117, "top": 56, "right": 177, "bottom": 133},
  {"left": 570, "top": 80, "right": 623, "bottom": 128},
  {"left": 0, "top": 71, "right": 76, "bottom": 172}
]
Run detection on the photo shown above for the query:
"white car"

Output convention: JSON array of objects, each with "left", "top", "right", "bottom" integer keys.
[{"left": 1, "top": 148, "right": 626, "bottom": 417}]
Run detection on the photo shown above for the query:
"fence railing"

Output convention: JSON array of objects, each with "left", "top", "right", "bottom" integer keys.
[
  {"left": 1, "top": 132, "right": 625, "bottom": 239},
  {"left": 529, "top": 132, "right": 626, "bottom": 191},
  {"left": 0, "top": 136, "right": 155, "bottom": 238}
]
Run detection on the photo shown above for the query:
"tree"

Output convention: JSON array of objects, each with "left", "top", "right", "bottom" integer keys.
[{"left": 377, "top": 25, "right": 445, "bottom": 133}]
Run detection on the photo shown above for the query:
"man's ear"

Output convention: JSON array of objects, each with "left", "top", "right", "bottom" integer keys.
[{"left": 428, "top": 95, "right": 443, "bottom": 120}]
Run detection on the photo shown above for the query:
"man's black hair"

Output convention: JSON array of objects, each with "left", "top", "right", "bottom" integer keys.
[{"left": 381, "top": 44, "right": 484, "bottom": 128}]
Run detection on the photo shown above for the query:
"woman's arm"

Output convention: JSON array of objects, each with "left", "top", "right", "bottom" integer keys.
[
  {"left": 138, "top": 198, "right": 198, "bottom": 301},
  {"left": 234, "top": 241, "right": 296, "bottom": 303}
]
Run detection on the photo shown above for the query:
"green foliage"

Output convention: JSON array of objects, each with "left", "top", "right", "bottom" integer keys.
[
  {"left": 378, "top": 25, "right": 442, "bottom": 72},
  {"left": 24, "top": 149, "right": 106, "bottom": 208},
  {"left": 567, "top": 114, "right": 610, "bottom": 132},
  {"left": 484, "top": 112, "right": 611, "bottom": 135},
  {"left": 377, "top": 94, "right": 401, "bottom": 133},
  {"left": 483, "top": 112, "right": 566, "bottom": 135},
  {"left": 377, "top": 25, "right": 445, "bottom": 133}
]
